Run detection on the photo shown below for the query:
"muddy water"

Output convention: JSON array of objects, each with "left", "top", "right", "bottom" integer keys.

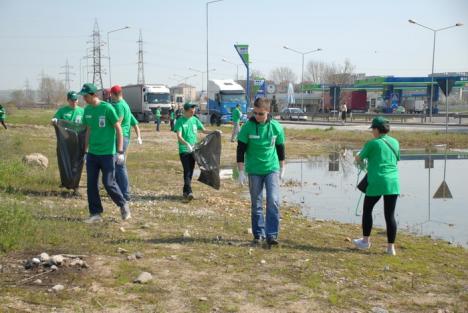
[{"left": 281, "top": 151, "right": 468, "bottom": 247}]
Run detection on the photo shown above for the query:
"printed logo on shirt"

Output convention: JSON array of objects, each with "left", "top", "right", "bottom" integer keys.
[
  {"left": 64, "top": 113, "right": 72, "bottom": 118},
  {"left": 270, "top": 135, "right": 277, "bottom": 147},
  {"left": 249, "top": 135, "right": 260, "bottom": 139},
  {"left": 192, "top": 125, "right": 197, "bottom": 132},
  {"left": 99, "top": 116, "right": 106, "bottom": 128},
  {"left": 75, "top": 116, "right": 82, "bottom": 123}
]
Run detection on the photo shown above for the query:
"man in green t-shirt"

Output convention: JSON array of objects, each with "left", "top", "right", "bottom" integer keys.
[
  {"left": 154, "top": 106, "right": 161, "bottom": 132},
  {"left": 51, "top": 91, "right": 84, "bottom": 125},
  {"left": 237, "top": 97, "right": 286, "bottom": 246},
  {"left": 169, "top": 106, "right": 175, "bottom": 131},
  {"left": 0, "top": 104, "right": 7, "bottom": 129},
  {"left": 110, "top": 85, "right": 142, "bottom": 201},
  {"left": 79, "top": 83, "right": 130, "bottom": 223},
  {"left": 231, "top": 103, "right": 242, "bottom": 142},
  {"left": 174, "top": 102, "right": 215, "bottom": 200}
]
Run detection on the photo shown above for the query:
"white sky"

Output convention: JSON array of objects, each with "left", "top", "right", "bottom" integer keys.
[{"left": 0, "top": 0, "right": 467, "bottom": 91}]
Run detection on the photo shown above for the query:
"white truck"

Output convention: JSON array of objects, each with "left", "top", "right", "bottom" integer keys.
[{"left": 122, "top": 84, "right": 172, "bottom": 122}]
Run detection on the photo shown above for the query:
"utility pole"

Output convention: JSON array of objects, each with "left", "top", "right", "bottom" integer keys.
[
  {"left": 137, "top": 29, "right": 145, "bottom": 85},
  {"left": 60, "top": 59, "right": 75, "bottom": 90}
]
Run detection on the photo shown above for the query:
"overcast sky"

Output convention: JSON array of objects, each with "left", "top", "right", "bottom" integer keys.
[{"left": 0, "top": 0, "right": 467, "bottom": 91}]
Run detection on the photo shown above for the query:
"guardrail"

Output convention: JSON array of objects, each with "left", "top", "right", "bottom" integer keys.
[{"left": 276, "top": 112, "right": 468, "bottom": 125}]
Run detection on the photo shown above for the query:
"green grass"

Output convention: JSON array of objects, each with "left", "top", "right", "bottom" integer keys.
[{"left": 0, "top": 108, "right": 467, "bottom": 312}]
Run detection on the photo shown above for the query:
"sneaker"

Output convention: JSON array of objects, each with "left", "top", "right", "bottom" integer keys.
[
  {"left": 386, "top": 246, "right": 396, "bottom": 256},
  {"left": 352, "top": 238, "right": 371, "bottom": 250},
  {"left": 187, "top": 193, "right": 194, "bottom": 201},
  {"left": 267, "top": 237, "right": 279, "bottom": 245},
  {"left": 84, "top": 214, "right": 103, "bottom": 223},
  {"left": 120, "top": 203, "right": 131, "bottom": 220},
  {"left": 252, "top": 236, "right": 265, "bottom": 245}
]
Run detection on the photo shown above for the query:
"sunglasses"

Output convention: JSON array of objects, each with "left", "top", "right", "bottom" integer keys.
[{"left": 253, "top": 112, "right": 266, "bottom": 116}]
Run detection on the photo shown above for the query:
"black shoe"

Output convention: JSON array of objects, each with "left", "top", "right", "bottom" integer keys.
[
  {"left": 267, "top": 237, "right": 279, "bottom": 245},
  {"left": 187, "top": 193, "right": 194, "bottom": 201},
  {"left": 252, "top": 236, "right": 265, "bottom": 245}
]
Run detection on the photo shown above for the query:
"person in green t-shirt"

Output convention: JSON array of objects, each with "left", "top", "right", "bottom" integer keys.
[
  {"left": 78, "top": 83, "right": 130, "bottom": 223},
  {"left": 353, "top": 116, "right": 400, "bottom": 256},
  {"left": 174, "top": 102, "right": 215, "bottom": 200},
  {"left": 154, "top": 106, "right": 161, "bottom": 132},
  {"left": 51, "top": 91, "right": 84, "bottom": 125},
  {"left": 0, "top": 104, "right": 7, "bottom": 129},
  {"left": 231, "top": 103, "right": 242, "bottom": 142},
  {"left": 110, "top": 85, "right": 143, "bottom": 201},
  {"left": 237, "top": 97, "right": 286, "bottom": 246},
  {"left": 169, "top": 106, "right": 175, "bottom": 131}
]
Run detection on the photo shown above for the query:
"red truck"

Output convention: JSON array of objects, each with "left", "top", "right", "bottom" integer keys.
[{"left": 341, "top": 90, "right": 367, "bottom": 112}]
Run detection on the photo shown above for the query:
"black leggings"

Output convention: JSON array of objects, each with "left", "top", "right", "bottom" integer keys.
[{"left": 362, "top": 195, "right": 398, "bottom": 243}]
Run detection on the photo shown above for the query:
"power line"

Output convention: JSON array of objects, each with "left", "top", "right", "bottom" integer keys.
[
  {"left": 85, "top": 19, "right": 105, "bottom": 89},
  {"left": 59, "top": 59, "right": 75, "bottom": 90}
]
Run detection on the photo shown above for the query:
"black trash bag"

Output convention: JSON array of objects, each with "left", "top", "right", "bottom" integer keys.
[
  {"left": 53, "top": 120, "right": 87, "bottom": 189},
  {"left": 193, "top": 131, "right": 222, "bottom": 190}
]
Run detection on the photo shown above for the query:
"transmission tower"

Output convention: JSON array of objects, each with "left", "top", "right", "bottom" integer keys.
[
  {"left": 60, "top": 59, "right": 75, "bottom": 90},
  {"left": 89, "top": 20, "right": 104, "bottom": 89},
  {"left": 137, "top": 29, "right": 145, "bottom": 84}
]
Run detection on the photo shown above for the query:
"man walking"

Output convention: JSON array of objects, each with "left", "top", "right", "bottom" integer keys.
[
  {"left": 237, "top": 97, "right": 286, "bottom": 245},
  {"left": 154, "top": 106, "right": 161, "bottom": 132},
  {"left": 231, "top": 103, "right": 242, "bottom": 142},
  {"left": 110, "top": 85, "right": 143, "bottom": 201},
  {"left": 79, "top": 83, "right": 130, "bottom": 223},
  {"left": 0, "top": 104, "right": 7, "bottom": 129},
  {"left": 174, "top": 102, "right": 213, "bottom": 200},
  {"left": 51, "top": 91, "right": 84, "bottom": 124}
]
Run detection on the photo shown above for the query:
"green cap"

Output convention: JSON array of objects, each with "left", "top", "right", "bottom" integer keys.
[
  {"left": 78, "top": 83, "right": 98, "bottom": 95},
  {"left": 183, "top": 102, "right": 197, "bottom": 110},
  {"left": 370, "top": 116, "right": 389, "bottom": 129},
  {"left": 67, "top": 91, "right": 78, "bottom": 101}
]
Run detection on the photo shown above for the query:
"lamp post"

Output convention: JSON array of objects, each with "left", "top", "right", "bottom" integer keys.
[
  {"left": 206, "top": 0, "right": 223, "bottom": 115},
  {"left": 107, "top": 26, "right": 130, "bottom": 87},
  {"left": 408, "top": 19, "right": 463, "bottom": 122},
  {"left": 188, "top": 67, "right": 216, "bottom": 95},
  {"left": 283, "top": 46, "right": 322, "bottom": 110},
  {"left": 221, "top": 58, "right": 240, "bottom": 81}
]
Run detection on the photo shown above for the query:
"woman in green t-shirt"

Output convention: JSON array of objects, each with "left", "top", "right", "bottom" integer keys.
[
  {"left": 353, "top": 116, "right": 400, "bottom": 256},
  {"left": 0, "top": 104, "right": 7, "bottom": 129}
]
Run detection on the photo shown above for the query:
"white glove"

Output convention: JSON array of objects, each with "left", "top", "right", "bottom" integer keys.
[
  {"left": 186, "top": 143, "right": 194, "bottom": 153},
  {"left": 51, "top": 118, "right": 58, "bottom": 124},
  {"left": 116, "top": 153, "right": 125, "bottom": 165},
  {"left": 137, "top": 137, "right": 143, "bottom": 145},
  {"left": 238, "top": 170, "right": 247, "bottom": 186},
  {"left": 280, "top": 166, "right": 286, "bottom": 181},
  {"left": 83, "top": 153, "right": 87, "bottom": 164}
]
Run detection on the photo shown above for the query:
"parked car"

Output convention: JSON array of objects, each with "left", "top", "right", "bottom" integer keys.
[{"left": 280, "top": 108, "right": 307, "bottom": 121}]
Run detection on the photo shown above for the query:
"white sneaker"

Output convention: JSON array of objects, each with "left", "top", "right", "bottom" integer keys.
[
  {"left": 352, "top": 238, "right": 371, "bottom": 250},
  {"left": 120, "top": 203, "right": 131, "bottom": 220},
  {"left": 386, "top": 246, "right": 396, "bottom": 256},
  {"left": 84, "top": 215, "right": 103, "bottom": 223}
]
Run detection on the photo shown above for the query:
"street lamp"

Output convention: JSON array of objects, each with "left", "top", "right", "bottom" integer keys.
[
  {"left": 189, "top": 67, "right": 216, "bottom": 94},
  {"left": 206, "top": 0, "right": 223, "bottom": 115},
  {"left": 107, "top": 26, "right": 130, "bottom": 87},
  {"left": 408, "top": 19, "right": 463, "bottom": 122},
  {"left": 221, "top": 58, "right": 240, "bottom": 81},
  {"left": 283, "top": 46, "right": 322, "bottom": 110}
]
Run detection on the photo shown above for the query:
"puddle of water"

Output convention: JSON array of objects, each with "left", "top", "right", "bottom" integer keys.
[{"left": 282, "top": 151, "right": 468, "bottom": 247}]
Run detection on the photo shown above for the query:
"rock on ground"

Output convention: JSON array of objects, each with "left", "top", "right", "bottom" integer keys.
[
  {"left": 22, "top": 153, "right": 49, "bottom": 168},
  {"left": 134, "top": 272, "right": 153, "bottom": 284}
]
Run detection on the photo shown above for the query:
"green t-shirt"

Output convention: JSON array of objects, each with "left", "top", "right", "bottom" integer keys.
[
  {"left": 232, "top": 107, "right": 241, "bottom": 123},
  {"left": 155, "top": 108, "right": 161, "bottom": 119},
  {"left": 83, "top": 101, "right": 119, "bottom": 155},
  {"left": 0, "top": 107, "right": 5, "bottom": 120},
  {"left": 358, "top": 135, "right": 400, "bottom": 196},
  {"left": 170, "top": 111, "right": 175, "bottom": 120},
  {"left": 174, "top": 116, "right": 204, "bottom": 154},
  {"left": 54, "top": 105, "right": 84, "bottom": 124},
  {"left": 238, "top": 118, "right": 285, "bottom": 175},
  {"left": 111, "top": 99, "right": 132, "bottom": 138}
]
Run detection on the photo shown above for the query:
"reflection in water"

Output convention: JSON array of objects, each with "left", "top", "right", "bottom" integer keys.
[{"left": 282, "top": 150, "right": 468, "bottom": 247}]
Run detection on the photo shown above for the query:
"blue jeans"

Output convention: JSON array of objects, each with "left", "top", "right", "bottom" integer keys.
[
  {"left": 115, "top": 136, "right": 130, "bottom": 201},
  {"left": 248, "top": 172, "right": 280, "bottom": 240},
  {"left": 86, "top": 153, "right": 126, "bottom": 216},
  {"left": 155, "top": 118, "right": 161, "bottom": 132}
]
